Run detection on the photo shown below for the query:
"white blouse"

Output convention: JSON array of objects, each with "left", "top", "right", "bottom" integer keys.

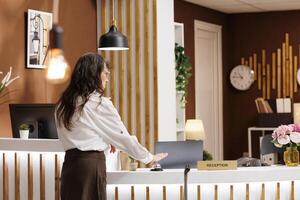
[{"left": 56, "top": 92, "right": 153, "bottom": 164}]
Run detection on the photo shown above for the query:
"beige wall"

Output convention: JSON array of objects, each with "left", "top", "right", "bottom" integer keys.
[{"left": 0, "top": 0, "right": 97, "bottom": 137}]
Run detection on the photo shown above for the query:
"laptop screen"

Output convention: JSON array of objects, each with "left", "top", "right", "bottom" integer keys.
[{"left": 154, "top": 140, "right": 203, "bottom": 169}]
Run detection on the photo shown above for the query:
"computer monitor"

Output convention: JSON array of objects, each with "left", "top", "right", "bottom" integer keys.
[
  {"left": 155, "top": 140, "right": 203, "bottom": 169},
  {"left": 9, "top": 104, "right": 58, "bottom": 139}
]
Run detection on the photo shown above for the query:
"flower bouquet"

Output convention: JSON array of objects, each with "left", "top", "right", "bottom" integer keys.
[{"left": 272, "top": 124, "right": 300, "bottom": 166}]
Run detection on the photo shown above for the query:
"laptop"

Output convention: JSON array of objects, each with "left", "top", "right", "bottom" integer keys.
[{"left": 154, "top": 140, "right": 203, "bottom": 169}]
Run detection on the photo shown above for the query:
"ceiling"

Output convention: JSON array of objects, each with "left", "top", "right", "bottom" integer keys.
[{"left": 184, "top": 0, "right": 300, "bottom": 14}]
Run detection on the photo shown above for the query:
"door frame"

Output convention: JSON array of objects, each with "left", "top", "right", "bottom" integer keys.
[{"left": 194, "top": 20, "right": 223, "bottom": 160}]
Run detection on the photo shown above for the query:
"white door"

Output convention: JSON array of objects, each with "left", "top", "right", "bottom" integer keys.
[{"left": 194, "top": 20, "right": 223, "bottom": 160}]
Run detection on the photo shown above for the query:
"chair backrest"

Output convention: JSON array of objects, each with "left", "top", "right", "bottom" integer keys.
[
  {"left": 154, "top": 140, "right": 203, "bottom": 169},
  {"left": 260, "top": 134, "right": 284, "bottom": 155}
]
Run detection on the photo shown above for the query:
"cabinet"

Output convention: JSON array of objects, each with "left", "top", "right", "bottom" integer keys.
[{"left": 174, "top": 22, "right": 185, "bottom": 140}]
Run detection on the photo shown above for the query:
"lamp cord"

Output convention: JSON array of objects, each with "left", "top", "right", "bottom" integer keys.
[
  {"left": 53, "top": 0, "right": 59, "bottom": 24},
  {"left": 112, "top": 0, "right": 116, "bottom": 26}
]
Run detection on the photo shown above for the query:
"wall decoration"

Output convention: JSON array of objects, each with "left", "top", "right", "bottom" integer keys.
[
  {"left": 238, "top": 33, "right": 299, "bottom": 100},
  {"left": 27, "top": 9, "right": 52, "bottom": 69}
]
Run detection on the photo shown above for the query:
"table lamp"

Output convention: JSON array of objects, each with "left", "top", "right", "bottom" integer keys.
[{"left": 184, "top": 119, "right": 206, "bottom": 140}]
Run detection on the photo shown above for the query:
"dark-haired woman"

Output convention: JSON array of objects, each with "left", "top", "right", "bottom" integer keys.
[{"left": 55, "top": 52, "right": 167, "bottom": 200}]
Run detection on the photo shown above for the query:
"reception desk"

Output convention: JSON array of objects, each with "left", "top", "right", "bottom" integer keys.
[{"left": 1, "top": 138, "right": 300, "bottom": 200}]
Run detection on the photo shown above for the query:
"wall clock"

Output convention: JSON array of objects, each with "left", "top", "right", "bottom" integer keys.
[{"left": 230, "top": 65, "right": 254, "bottom": 91}]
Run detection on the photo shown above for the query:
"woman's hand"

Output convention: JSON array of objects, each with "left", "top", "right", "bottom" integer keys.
[
  {"left": 149, "top": 153, "right": 168, "bottom": 166},
  {"left": 110, "top": 145, "right": 116, "bottom": 153}
]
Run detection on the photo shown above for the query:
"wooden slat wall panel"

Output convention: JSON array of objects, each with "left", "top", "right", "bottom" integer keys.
[
  {"left": 277, "top": 49, "right": 281, "bottom": 98},
  {"left": 14, "top": 153, "right": 20, "bottom": 200},
  {"left": 276, "top": 182, "right": 280, "bottom": 200},
  {"left": 291, "top": 181, "right": 295, "bottom": 200},
  {"left": 294, "top": 56, "right": 298, "bottom": 93},
  {"left": 282, "top": 43, "right": 286, "bottom": 97},
  {"left": 144, "top": 0, "right": 150, "bottom": 151},
  {"left": 146, "top": 186, "right": 150, "bottom": 200},
  {"left": 118, "top": 0, "right": 124, "bottom": 120},
  {"left": 272, "top": 52, "right": 276, "bottom": 89},
  {"left": 110, "top": 0, "right": 116, "bottom": 104},
  {"left": 246, "top": 183, "right": 250, "bottom": 200},
  {"left": 230, "top": 185, "right": 233, "bottom": 200},
  {"left": 126, "top": 0, "right": 133, "bottom": 132},
  {"left": 238, "top": 34, "right": 300, "bottom": 101},
  {"left": 261, "top": 183, "right": 265, "bottom": 200},
  {"left": 98, "top": 0, "right": 159, "bottom": 156},
  {"left": 267, "top": 64, "right": 270, "bottom": 99},
  {"left": 214, "top": 185, "right": 218, "bottom": 200},
  {"left": 135, "top": 0, "right": 142, "bottom": 144},
  {"left": 55, "top": 154, "right": 61, "bottom": 200},
  {"left": 115, "top": 186, "right": 119, "bottom": 200},
  {"left": 258, "top": 63, "right": 262, "bottom": 90},
  {"left": 28, "top": 153, "right": 33, "bottom": 200},
  {"left": 197, "top": 185, "right": 201, "bottom": 200},
  {"left": 153, "top": 0, "right": 158, "bottom": 143},
  {"left": 289, "top": 46, "right": 293, "bottom": 98},
  {"left": 131, "top": 185, "right": 135, "bottom": 200},
  {"left": 101, "top": 0, "right": 108, "bottom": 97},
  {"left": 180, "top": 185, "right": 183, "bottom": 200},
  {"left": 253, "top": 53, "right": 257, "bottom": 80},
  {"left": 262, "top": 50, "right": 266, "bottom": 98},
  {"left": 40, "top": 154, "right": 45, "bottom": 200},
  {"left": 3, "top": 153, "right": 8, "bottom": 200},
  {"left": 163, "top": 186, "right": 166, "bottom": 200}
]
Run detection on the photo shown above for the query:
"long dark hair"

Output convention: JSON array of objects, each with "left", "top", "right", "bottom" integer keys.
[{"left": 56, "top": 52, "right": 107, "bottom": 130}]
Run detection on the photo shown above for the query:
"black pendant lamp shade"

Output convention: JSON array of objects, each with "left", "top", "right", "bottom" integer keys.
[
  {"left": 98, "top": 24, "right": 129, "bottom": 51},
  {"left": 50, "top": 24, "right": 63, "bottom": 49}
]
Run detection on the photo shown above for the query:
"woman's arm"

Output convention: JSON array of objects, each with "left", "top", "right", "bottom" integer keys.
[{"left": 82, "top": 100, "right": 153, "bottom": 164}]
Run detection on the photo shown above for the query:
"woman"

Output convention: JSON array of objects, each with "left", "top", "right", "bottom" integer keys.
[{"left": 55, "top": 53, "right": 167, "bottom": 200}]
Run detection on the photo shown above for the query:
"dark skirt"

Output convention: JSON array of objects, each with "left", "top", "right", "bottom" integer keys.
[{"left": 61, "top": 148, "right": 107, "bottom": 200}]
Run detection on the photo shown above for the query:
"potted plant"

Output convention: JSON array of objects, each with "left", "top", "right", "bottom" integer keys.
[
  {"left": 175, "top": 43, "right": 192, "bottom": 105},
  {"left": 19, "top": 123, "right": 30, "bottom": 139},
  {"left": 128, "top": 156, "right": 138, "bottom": 171},
  {"left": 203, "top": 150, "right": 213, "bottom": 161}
]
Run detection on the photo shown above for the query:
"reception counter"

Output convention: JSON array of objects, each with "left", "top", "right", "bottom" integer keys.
[{"left": 1, "top": 138, "right": 300, "bottom": 200}]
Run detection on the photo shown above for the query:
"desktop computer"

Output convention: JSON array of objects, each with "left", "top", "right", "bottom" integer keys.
[
  {"left": 9, "top": 104, "right": 58, "bottom": 139},
  {"left": 155, "top": 140, "right": 203, "bottom": 169}
]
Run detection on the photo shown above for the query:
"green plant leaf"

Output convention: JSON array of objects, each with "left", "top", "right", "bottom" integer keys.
[{"left": 175, "top": 43, "right": 192, "bottom": 103}]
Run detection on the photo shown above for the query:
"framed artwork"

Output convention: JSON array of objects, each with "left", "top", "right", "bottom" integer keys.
[{"left": 27, "top": 9, "right": 52, "bottom": 69}]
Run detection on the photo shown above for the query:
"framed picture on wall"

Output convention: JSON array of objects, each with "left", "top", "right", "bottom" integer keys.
[{"left": 27, "top": 9, "right": 52, "bottom": 69}]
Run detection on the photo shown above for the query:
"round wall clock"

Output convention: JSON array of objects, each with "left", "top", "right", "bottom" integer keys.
[{"left": 230, "top": 65, "right": 254, "bottom": 91}]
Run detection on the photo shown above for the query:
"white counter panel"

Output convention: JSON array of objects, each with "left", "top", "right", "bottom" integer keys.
[{"left": 107, "top": 166, "right": 300, "bottom": 184}]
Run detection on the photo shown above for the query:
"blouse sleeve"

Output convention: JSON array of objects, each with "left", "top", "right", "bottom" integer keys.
[{"left": 82, "top": 98, "right": 153, "bottom": 164}]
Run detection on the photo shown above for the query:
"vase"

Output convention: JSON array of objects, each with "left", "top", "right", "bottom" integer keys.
[{"left": 283, "top": 146, "right": 299, "bottom": 166}]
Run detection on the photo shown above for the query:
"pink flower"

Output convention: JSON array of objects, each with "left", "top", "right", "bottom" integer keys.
[
  {"left": 290, "top": 124, "right": 300, "bottom": 132},
  {"left": 272, "top": 125, "right": 293, "bottom": 145},
  {"left": 277, "top": 135, "right": 290, "bottom": 145},
  {"left": 272, "top": 125, "right": 293, "bottom": 139},
  {"left": 290, "top": 132, "right": 300, "bottom": 143}
]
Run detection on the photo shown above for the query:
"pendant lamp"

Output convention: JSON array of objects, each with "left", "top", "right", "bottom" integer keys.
[
  {"left": 45, "top": 0, "right": 70, "bottom": 84},
  {"left": 98, "top": 0, "right": 129, "bottom": 51},
  {"left": 45, "top": 24, "right": 70, "bottom": 84}
]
